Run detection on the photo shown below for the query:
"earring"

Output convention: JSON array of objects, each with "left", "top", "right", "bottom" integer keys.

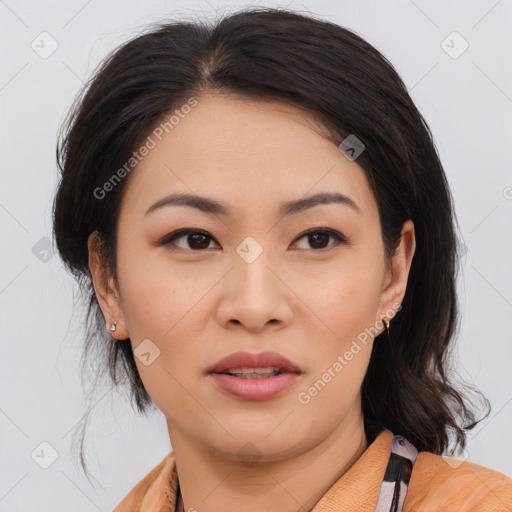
[
  {"left": 109, "top": 322, "right": 117, "bottom": 333},
  {"left": 383, "top": 318, "right": 390, "bottom": 331}
]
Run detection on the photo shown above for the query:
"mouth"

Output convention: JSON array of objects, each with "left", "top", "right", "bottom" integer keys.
[
  {"left": 207, "top": 351, "right": 302, "bottom": 400},
  {"left": 215, "top": 366, "right": 295, "bottom": 379},
  {"left": 207, "top": 350, "right": 303, "bottom": 376}
]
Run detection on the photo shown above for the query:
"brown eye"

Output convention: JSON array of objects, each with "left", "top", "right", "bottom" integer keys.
[
  {"left": 160, "top": 229, "right": 218, "bottom": 251},
  {"left": 293, "top": 229, "right": 346, "bottom": 250}
]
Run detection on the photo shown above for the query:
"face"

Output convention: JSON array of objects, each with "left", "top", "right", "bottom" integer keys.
[{"left": 89, "top": 93, "right": 414, "bottom": 461}]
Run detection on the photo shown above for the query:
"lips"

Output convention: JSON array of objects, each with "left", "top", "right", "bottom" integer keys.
[
  {"left": 207, "top": 350, "right": 302, "bottom": 400},
  {"left": 208, "top": 350, "right": 302, "bottom": 376}
]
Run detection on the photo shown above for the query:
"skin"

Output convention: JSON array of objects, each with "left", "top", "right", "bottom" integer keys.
[{"left": 88, "top": 93, "right": 415, "bottom": 512}]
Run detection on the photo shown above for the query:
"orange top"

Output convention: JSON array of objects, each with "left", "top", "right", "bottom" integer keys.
[{"left": 114, "top": 430, "right": 512, "bottom": 511}]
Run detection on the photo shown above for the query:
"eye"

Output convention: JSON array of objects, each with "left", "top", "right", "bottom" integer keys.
[
  {"left": 159, "top": 229, "right": 219, "bottom": 251},
  {"left": 292, "top": 228, "right": 346, "bottom": 251}
]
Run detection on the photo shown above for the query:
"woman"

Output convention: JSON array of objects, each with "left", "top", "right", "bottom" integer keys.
[{"left": 52, "top": 7, "right": 512, "bottom": 512}]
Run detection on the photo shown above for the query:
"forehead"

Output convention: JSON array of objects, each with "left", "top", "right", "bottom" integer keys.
[{"left": 119, "top": 93, "right": 376, "bottom": 221}]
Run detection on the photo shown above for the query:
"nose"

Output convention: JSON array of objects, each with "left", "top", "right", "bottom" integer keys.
[{"left": 215, "top": 249, "right": 294, "bottom": 333}]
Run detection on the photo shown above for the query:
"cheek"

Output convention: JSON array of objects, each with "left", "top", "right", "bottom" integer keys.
[
  {"left": 297, "top": 270, "right": 379, "bottom": 415},
  {"left": 116, "top": 242, "right": 207, "bottom": 339},
  {"left": 115, "top": 245, "right": 220, "bottom": 402},
  {"left": 306, "top": 257, "right": 383, "bottom": 339}
]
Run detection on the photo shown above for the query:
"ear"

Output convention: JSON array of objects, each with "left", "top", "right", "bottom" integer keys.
[
  {"left": 88, "top": 231, "right": 129, "bottom": 340},
  {"left": 375, "top": 219, "right": 416, "bottom": 332}
]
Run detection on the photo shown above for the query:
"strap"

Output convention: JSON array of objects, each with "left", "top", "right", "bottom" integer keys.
[{"left": 374, "top": 435, "right": 418, "bottom": 512}]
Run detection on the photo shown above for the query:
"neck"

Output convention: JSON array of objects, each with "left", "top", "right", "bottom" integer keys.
[{"left": 168, "top": 412, "right": 368, "bottom": 512}]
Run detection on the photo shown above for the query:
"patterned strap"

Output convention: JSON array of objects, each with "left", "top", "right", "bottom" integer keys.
[{"left": 374, "top": 435, "right": 418, "bottom": 512}]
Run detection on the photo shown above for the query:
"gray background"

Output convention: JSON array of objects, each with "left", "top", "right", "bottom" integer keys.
[{"left": 1, "top": 0, "right": 511, "bottom": 510}]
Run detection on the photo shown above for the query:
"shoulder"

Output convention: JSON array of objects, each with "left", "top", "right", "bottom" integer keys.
[
  {"left": 113, "top": 451, "right": 176, "bottom": 512},
  {"left": 405, "top": 451, "right": 512, "bottom": 511}
]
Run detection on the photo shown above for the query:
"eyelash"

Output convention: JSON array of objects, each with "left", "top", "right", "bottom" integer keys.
[{"left": 159, "top": 227, "right": 347, "bottom": 252}]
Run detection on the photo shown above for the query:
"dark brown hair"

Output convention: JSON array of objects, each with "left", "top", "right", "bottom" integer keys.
[{"left": 52, "top": 6, "right": 489, "bottom": 478}]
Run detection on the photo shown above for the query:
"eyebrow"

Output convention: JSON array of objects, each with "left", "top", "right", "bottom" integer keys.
[{"left": 145, "top": 191, "right": 361, "bottom": 217}]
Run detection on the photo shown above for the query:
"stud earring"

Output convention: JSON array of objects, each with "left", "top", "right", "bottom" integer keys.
[
  {"left": 109, "top": 322, "right": 117, "bottom": 333},
  {"left": 383, "top": 318, "right": 390, "bottom": 331}
]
